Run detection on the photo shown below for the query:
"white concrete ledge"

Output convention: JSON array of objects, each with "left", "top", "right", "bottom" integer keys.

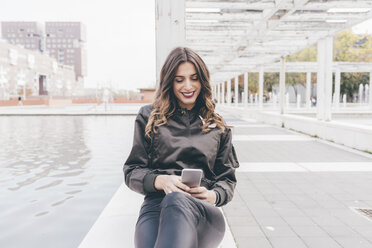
[
  {"left": 239, "top": 162, "right": 372, "bottom": 172},
  {"left": 242, "top": 110, "right": 372, "bottom": 153},
  {"left": 79, "top": 184, "right": 236, "bottom": 248}
]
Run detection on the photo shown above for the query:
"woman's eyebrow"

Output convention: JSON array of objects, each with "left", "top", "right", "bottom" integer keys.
[{"left": 175, "top": 73, "right": 198, "bottom": 77}]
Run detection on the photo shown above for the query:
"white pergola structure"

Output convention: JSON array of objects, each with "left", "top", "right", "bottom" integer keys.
[{"left": 155, "top": 0, "right": 372, "bottom": 121}]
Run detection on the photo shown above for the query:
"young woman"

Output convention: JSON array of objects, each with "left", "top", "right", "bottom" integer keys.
[{"left": 124, "top": 47, "right": 239, "bottom": 248}]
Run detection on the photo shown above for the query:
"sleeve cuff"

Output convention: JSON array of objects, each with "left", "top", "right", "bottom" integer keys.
[
  {"left": 143, "top": 173, "right": 159, "bottom": 193},
  {"left": 213, "top": 187, "right": 226, "bottom": 207}
]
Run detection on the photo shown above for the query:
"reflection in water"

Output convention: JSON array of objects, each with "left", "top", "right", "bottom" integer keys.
[
  {"left": 0, "top": 116, "right": 135, "bottom": 248},
  {"left": 1, "top": 116, "right": 90, "bottom": 192}
]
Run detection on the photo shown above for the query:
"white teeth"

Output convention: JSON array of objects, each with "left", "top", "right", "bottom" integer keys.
[{"left": 183, "top": 92, "right": 193, "bottom": 96}]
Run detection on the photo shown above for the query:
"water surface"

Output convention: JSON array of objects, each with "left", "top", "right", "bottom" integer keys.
[{"left": 0, "top": 116, "right": 135, "bottom": 248}]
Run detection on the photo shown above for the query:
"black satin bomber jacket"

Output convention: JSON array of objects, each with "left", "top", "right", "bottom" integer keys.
[{"left": 123, "top": 104, "right": 239, "bottom": 207}]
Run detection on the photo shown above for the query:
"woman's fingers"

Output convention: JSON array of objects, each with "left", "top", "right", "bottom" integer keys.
[
  {"left": 190, "top": 192, "right": 208, "bottom": 199},
  {"left": 188, "top": 186, "right": 206, "bottom": 194},
  {"left": 175, "top": 181, "right": 190, "bottom": 192}
]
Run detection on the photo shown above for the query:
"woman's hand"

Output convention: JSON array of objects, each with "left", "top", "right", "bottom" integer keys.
[
  {"left": 187, "top": 187, "right": 217, "bottom": 205},
  {"left": 154, "top": 175, "right": 191, "bottom": 195}
]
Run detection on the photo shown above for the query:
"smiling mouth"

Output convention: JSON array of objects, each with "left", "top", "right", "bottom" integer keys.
[{"left": 181, "top": 92, "right": 195, "bottom": 98}]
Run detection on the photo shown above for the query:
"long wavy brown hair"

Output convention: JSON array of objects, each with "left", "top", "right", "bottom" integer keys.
[{"left": 145, "top": 47, "right": 228, "bottom": 138}]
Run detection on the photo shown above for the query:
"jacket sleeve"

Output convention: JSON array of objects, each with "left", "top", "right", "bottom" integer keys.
[
  {"left": 211, "top": 128, "right": 239, "bottom": 207},
  {"left": 123, "top": 106, "right": 160, "bottom": 195}
]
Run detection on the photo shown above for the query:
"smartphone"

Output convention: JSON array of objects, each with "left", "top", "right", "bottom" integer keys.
[{"left": 181, "top": 168, "right": 203, "bottom": 188}]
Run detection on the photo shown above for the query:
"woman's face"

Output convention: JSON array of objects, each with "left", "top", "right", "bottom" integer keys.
[{"left": 172, "top": 62, "right": 201, "bottom": 110}]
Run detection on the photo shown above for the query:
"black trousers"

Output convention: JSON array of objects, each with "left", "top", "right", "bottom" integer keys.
[{"left": 135, "top": 192, "right": 226, "bottom": 248}]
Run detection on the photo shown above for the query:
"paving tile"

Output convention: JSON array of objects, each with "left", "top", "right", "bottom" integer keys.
[
  {"left": 310, "top": 216, "right": 345, "bottom": 227},
  {"left": 267, "top": 237, "right": 307, "bottom": 248},
  {"left": 230, "top": 225, "right": 266, "bottom": 238},
  {"left": 301, "top": 207, "right": 330, "bottom": 217},
  {"left": 268, "top": 200, "right": 298, "bottom": 209},
  {"left": 320, "top": 225, "right": 358, "bottom": 237},
  {"left": 291, "top": 225, "right": 329, "bottom": 237},
  {"left": 333, "top": 236, "right": 372, "bottom": 248},
  {"left": 225, "top": 215, "right": 258, "bottom": 227},
  {"left": 275, "top": 207, "right": 306, "bottom": 217},
  {"left": 234, "top": 140, "right": 372, "bottom": 163},
  {"left": 234, "top": 236, "right": 273, "bottom": 248},
  {"left": 255, "top": 217, "right": 288, "bottom": 226},
  {"left": 301, "top": 236, "right": 343, "bottom": 248},
  {"left": 282, "top": 216, "right": 317, "bottom": 226},
  {"left": 262, "top": 224, "right": 297, "bottom": 237}
]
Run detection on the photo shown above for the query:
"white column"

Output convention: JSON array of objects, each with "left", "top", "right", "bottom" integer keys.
[
  {"left": 279, "top": 57, "right": 286, "bottom": 114},
  {"left": 217, "top": 83, "right": 221, "bottom": 104},
  {"left": 370, "top": 72, "right": 372, "bottom": 109},
  {"left": 221, "top": 82, "right": 225, "bottom": 104},
  {"left": 306, "top": 72, "right": 311, "bottom": 109},
  {"left": 334, "top": 68, "right": 341, "bottom": 110},
  {"left": 227, "top": 79, "right": 232, "bottom": 105},
  {"left": 317, "top": 36, "right": 333, "bottom": 121},
  {"left": 359, "top": 84, "right": 364, "bottom": 105},
  {"left": 244, "top": 72, "right": 248, "bottom": 105},
  {"left": 259, "top": 66, "right": 264, "bottom": 108},
  {"left": 234, "top": 75, "right": 239, "bottom": 107},
  {"left": 343, "top": 94, "right": 347, "bottom": 108},
  {"left": 155, "top": 0, "right": 185, "bottom": 87}
]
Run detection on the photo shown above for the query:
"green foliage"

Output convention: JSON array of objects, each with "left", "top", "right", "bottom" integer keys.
[
  {"left": 261, "top": 30, "right": 372, "bottom": 99},
  {"left": 287, "top": 45, "right": 317, "bottom": 62}
]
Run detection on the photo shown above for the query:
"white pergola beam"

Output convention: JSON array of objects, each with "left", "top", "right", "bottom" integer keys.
[{"left": 155, "top": 0, "right": 185, "bottom": 86}]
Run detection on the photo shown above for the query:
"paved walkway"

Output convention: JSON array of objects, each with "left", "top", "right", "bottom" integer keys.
[{"left": 219, "top": 107, "right": 372, "bottom": 248}]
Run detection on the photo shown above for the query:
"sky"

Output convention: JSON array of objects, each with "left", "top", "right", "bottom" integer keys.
[
  {"left": 0, "top": 1, "right": 371, "bottom": 91},
  {"left": 0, "top": 0, "right": 156, "bottom": 91}
]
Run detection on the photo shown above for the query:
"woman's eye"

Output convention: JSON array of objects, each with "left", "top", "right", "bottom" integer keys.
[
  {"left": 192, "top": 77, "right": 198, "bottom": 81},
  {"left": 176, "top": 79, "right": 183, "bottom": 82}
]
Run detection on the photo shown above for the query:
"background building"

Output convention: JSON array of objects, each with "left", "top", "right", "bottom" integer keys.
[
  {"left": 1, "top": 21, "right": 86, "bottom": 91},
  {"left": 1, "top": 22, "right": 45, "bottom": 52},
  {"left": 0, "top": 40, "right": 77, "bottom": 100},
  {"left": 45, "top": 22, "right": 87, "bottom": 81}
]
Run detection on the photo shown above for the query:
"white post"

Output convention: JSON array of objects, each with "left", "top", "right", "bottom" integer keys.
[
  {"left": 255, "top": 93, "right": 258, "bottom": 105},
  {"left": 343, "top": 94, "right": 347, "bottom": 108},
  {"left": 365, "top": 84, "right": 369, "bottom": 104},
  {"left": 259, "top": 66, "right": 264, "bottom": 109},
  {"left": 244, "top": 72, "right": 248, "bottom": 106},
  {"left": 359, "top": 84, "right": 364, "bottom": 105},
  {"left": 221, "top": 81, "right": 225, "bottom": 104},
  {"left": 280, "top": 57, "right": 286, "bottom": 114},
  {"left": 155, "top": 0, "right": 185, "bottom": 87},
  {"left": 227, "top": 79, "right": 231, "bottom": 105},
  {"left": 234, "top": 75, "right": 239, "bottom": 107},
  {"left": 317, "top": 36, "right": 333, "bottom": 121},
  {"left": 249, "top": 94, "right": 253, "bottom": 103},
  {"left": 334, "top": 68, "right": 341, "bottom": 110},
  {"left": 370, "top": 72, "right": 372, "bottom": 109},
  {"left": 297, "top": 94, "right": 301, "bottom": 109},
  {"left": 217, "top": 83, "right": 221, "bottom": 104},
  {"left": 285, "top": 93, "right": 289, "bottom": 108},
  {"left": 306, "top": 72, "right": 311, "bottom": 109}
]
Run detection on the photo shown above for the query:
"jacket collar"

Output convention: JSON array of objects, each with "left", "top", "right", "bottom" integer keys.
[{"left": 175, "top": 103, "right": 200, "bottom": 116}]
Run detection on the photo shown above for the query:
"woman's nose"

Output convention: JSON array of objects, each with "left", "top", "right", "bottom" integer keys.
[{"left": 184, "top": 79, "right": 193, "bottom": 90}]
